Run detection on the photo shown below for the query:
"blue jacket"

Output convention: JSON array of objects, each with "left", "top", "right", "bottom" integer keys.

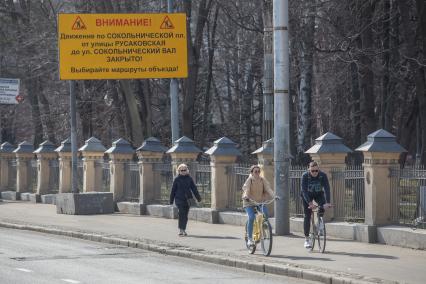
[
  {"left": 169, "top": 175, "right": 201, "bottom": 206},
  {"left": 301, "top": 171, "right": 331, "bottom": 204}
]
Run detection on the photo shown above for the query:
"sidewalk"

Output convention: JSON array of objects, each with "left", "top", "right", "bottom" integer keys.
[{"left": 0, "top": 201, "right": 425, "bottom": 284}]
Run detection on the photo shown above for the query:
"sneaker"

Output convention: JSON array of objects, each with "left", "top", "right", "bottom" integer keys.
[
  {"left": 178, "top": 230, "right": 184, "bottom": 236},
  {"left": 304, "top": 238, "right": 311, "bottom": 248},
  {"left": 182, "top": 231, "right": 187, "bottom": 236},
  {"left": 247, "top": 238, "right": 254, "bottom": 246}
]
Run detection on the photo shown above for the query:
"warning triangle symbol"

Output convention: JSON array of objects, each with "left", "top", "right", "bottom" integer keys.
[
  {"left": 72, "top": 16, "right": 87, "bottom": 30},
  {"left": 160, "top": 16, "right": 174, "bottom": 29}
]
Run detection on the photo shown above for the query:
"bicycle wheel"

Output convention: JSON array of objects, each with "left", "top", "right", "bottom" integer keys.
[
  {"left": 316, "top": 216, "right": 326, "bottom": 253},
  {"left": 260, "top": 220, "right": 273, "bottom": 256},
  {"left": 308, "top": 213, "right": 316, "bottom": 251},
  {"left": 245, "top": 221, "right": 256, "bottom": 254}
]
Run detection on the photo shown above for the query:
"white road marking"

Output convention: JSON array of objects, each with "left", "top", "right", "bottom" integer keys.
[
  {"left": 16, "top": 268, "right": 33, "bottom": 273},
  {"left": 61, "top": 279, "right": 81, "bottom": 284}
]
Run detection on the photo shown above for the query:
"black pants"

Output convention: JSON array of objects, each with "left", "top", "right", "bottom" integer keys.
[
  {"left": 177, "top": 203, "right": 190, "bottom": 230},
  {"left": 303, "top": 192, "right": 326, "bottom": 237}
]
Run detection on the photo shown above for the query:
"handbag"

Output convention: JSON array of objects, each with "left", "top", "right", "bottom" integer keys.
[
  {"left": 187, "top": 197, "right": 198, "bottom": 207},
  {"left": 186, "top": 189, "right": 198, "bottom": 207}
]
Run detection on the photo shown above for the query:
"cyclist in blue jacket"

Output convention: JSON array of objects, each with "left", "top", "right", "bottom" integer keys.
[{"left": 301, "top": 161, "right": 331, "bottom": 248}]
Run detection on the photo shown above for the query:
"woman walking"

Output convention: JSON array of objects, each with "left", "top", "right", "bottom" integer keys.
[{"left": 169, "top": 164, "right": 202, "bottom": 236}]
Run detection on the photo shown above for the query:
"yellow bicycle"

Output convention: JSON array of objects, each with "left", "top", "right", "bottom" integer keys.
[{"left": 244, "top": 199, "right": 275, "bottom": 256}]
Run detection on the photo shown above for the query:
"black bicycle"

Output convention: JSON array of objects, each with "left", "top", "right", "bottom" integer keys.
[{"left": 308, "top": 203, "right": 332, "bottom": 253}]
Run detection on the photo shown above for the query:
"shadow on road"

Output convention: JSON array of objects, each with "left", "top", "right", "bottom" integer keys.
[
  {"left": 186, "top": 234, "right": 240, "bottom": 240},
  {"left": 269, "top": 254, "right": 334, "bottom": 261},
  {"left": 326, "top": 250, "right": 398, "bottom": 259}
]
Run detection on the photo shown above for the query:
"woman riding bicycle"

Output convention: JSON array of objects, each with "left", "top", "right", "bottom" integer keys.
[{"left": 242, "top": 165, "right": 275, "bottom": 247}]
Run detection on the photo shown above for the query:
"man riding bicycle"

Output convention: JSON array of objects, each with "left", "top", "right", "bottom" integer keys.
[{"left": 301, "top": 161, "right": 331, "bottom": 248}]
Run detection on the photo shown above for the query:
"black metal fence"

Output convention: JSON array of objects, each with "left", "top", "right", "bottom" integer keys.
[
  {"left": 390, "top": 165, "right": 426, "bottom": 229},
  {"left": 123, "top": 162, "right": 140, "bottom": 202},
  {"left": 8, "top": 159, "right": 16, "bottom": 191},
  {"left": 289, "top": 165, "right": 305, "bottom": 218},
  {"left": 100, "top": 160, "right": 110, "bottom": 192},
  {"left": 227, "top": 164, "right": 250, "bottom": 211},
  {"left": 28, "top": 160, "right": 38, "bottom": 193},
  {"left": 48, "top": 159, "right": 59, "bottom": 193},
  {"left": 153, "top": 162, "right": 173, "bottom": 204},
  {"left": 77, "top": 159, "right": 83, "bottom": 192},
  {"left": 194, "top": 162, "right": 211, "bottom": 207},
  {"left": 331, "top": 165, "right": 365, "bottom": 222}
]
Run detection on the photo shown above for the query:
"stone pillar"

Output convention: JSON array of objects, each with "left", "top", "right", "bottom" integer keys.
[
  {"left": 79, "top": 137, "right": 106, "bottom": 192},
  {"left": 166, "top": 136, "right": 201, "bottom": 178},
  {"left": 0, "top": 142, "right": 15, "bottom": 191},
  {"left": 136, "top": 137, "right": 167, "bottom": 204},
  {"left": 356, "top": 129, "right": 406, "bottom": 226},
  {"left": 13, "top": 141, "right": 34, "bottom": 193},
  {"left": 106, "top": 138, "right": 134, "bottom": 202},
  {"left": 305, "top": 132, "right": 352, "bottom": 221},
  {"left": 205, "top": 137, "right": 241, "bottom": 210},
  {"left": 55, "top": 138, "right": 72, "bottom": 193},
  {"left": 34, "top": 141, "right": 57, "bottom": 195},
  {"left": 253, "top": 138, "right": 275, "bottom": 216}
]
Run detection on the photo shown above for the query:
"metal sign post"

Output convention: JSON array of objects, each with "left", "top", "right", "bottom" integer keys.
[{"left": 69, "top": 81, "right": 78, "bottom": 193}]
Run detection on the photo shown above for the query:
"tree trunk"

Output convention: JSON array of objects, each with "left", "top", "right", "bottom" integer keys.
[
  {"left": 182, "top": 0, "right": 212, "bottom": 139},
  {"left": 359, "top": 1, "right": 376, "bottom": 139},
  {"left": 200, "top": 5, "right": 219, "bottom": 148},
  {"left": 119, "top": 80, "right": 144, "bottom": 146},
  {"left": 416, "top": 0, "right": 426, "bottom": 164},
  {"left": 138, "top": 80, "right": 153, "bottom": 138},
  {"left": 262, "top": 0, "right": 273, "bottom": 140},
  {"left": 37, "top": 78, "right": 57, "bottom": 144},
  {"left": 380, "top": 0, "right": 391, "bottom": 130},
  {"left": 27, "top": 77, "right": 43, "bottom": 146},
  {"left": 297, "top": 0, "right": 315, "bottom": 155}
]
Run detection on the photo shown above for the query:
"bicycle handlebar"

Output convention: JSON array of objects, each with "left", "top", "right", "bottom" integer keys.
[
  {"left": 309, "top": 203, "right": 333, "bottom": 210},
  {"left": 243, "top": 197, "right": 279, "bottom": 206}
]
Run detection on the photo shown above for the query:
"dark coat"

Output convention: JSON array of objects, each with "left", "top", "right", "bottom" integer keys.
[
  {"left": 301, "top": 171, "right": 331, "bottom": 204},
  {"left": 169, "top": 175, "right": 202, "bottom": 206}
]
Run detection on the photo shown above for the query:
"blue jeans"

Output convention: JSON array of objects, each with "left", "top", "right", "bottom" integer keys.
[{"left": 245, "top": 205, "right": 269, "bottom": 239}]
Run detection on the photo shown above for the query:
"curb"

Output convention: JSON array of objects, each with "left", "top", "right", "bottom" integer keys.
[{"left": 0, "top": 221, "right": 395, "bottom": 284}]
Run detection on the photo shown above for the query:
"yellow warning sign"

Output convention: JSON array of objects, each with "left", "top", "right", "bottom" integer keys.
[
  {"left": 160, "top": 16, "right": 174, "bottom": 29},
  {"left": 58, "top": 13, "right": 188, "bottom": 80},
  {"left": 72, "top": 16, "right": 86, "bottom": 30}
]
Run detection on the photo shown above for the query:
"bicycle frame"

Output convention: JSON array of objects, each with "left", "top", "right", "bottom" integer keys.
[
  {"left": 244, "top": 198, "right": 275, "bottom": 256},
  {"left": 308, "top": 204, "right": 331, "bottom": 253}
]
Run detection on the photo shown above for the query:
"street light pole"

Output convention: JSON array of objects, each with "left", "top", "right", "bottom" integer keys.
[{"left": 273, "top": 0, "right": 290, "bottom": 235}]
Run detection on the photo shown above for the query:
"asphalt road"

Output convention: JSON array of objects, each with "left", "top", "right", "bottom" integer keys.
[{"left": 0, "top": 228, "right": 316, "bottom": 284}]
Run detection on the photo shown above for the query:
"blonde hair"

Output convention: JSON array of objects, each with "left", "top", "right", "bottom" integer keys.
[{"left": 177, "top": 163, "right": 189, "bottom": 174}]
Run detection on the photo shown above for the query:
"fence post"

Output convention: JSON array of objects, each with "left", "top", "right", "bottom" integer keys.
[
  {"left": 55, "top": 138, "right": 72, "bottom": 193},
  {"left": 105, "top": 138, "right": 134, "bottom": 202},
  {"left": 356, "top": 129, "right": 406, "bottom": 226},
  {"left": 34, "top": 141, "right": 57, "bottom": 196},
  {"left": 205, "top": 137, "right": 241, "bottom": 210},
  {"left": 136, "top": 137, "right": 167, "bottom": 204},
  {"left": 306, "top": 132, "right": 352, "bottom": 221},
  {"left": 253, "top": 138, "right": 274, "bottom": 216},
  {"left": 166, "top": 136, "right": 201, "bottom": 178},
  {"left": 79, "top": 137, "right": 106, "bottom": 192},
  {"left": 0, "top": 142, "right": 14, "bottom": 191},
  {"left": 13, "top": 141, "right": 34, "bottom": 194}
]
